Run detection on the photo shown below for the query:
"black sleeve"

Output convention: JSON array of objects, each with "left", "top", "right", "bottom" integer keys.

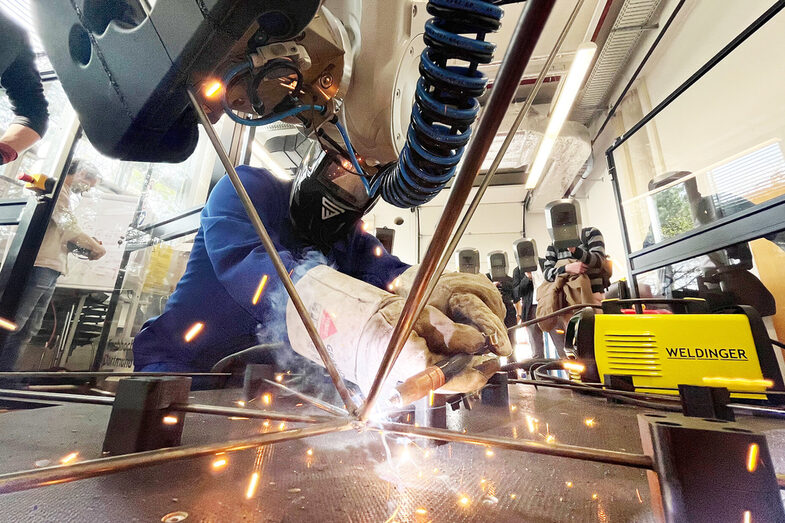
[{"left": 0, "top": 16, "right": 49, "bottom": 137}]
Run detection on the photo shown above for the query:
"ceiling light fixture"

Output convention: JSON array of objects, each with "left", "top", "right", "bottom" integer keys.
[{"left": 525, "top": 42, "right": 596, "bottom": 189}]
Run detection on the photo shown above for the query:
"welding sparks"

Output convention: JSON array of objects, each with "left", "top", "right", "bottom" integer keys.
[
  {"left": 635, "top": 488, "right": 643, "bottom": 503},
  {"left": 592, "top": 493, "right": 598, "bottom": 500},
  {"left": 59, "top": 452, "right": 79, "bottom": 465},
  {"left": 525, "top": 414, "right": 538, "bottom": 434},
  {"left": 562, "top": 360, "right": 585, "bottom": 373},
  {"left": 361, "top": 221, "right": 371, "bottom": 232},
  {"left": 584, "top": 418, "right": 595, "bottom": 428},
  {"left": 263, "top": 421, "right": 270, "bottom": 428},
  {"left": 183, "top": 322, "right": 204, "bottom": 342},
  {"left": 428, "top": 390, "right": 435, "bottom": 407},
  {"left": 746, "top": 443, "right": 759, "bottom": 472},
  {"left": 246, "top": 472, "right": 260, "bottom": 499},
  {"left": 743, "top": 510, "right": 752, "bottom": 523},
  {"left": 306, "top": 448, "right": 313, "bottom": 457},
  {"left": 162, "top": 415, "right": 178, "bottom": 425},
  {"left": 204, "top": 80, "right": 223, "bottom": 97},
  {"left": 278, "top": 422, "right": 286, "bottom": 430},
  {"left": 458, "top": 495, "right": 471, "bottom": 507},
  {"left": 485, "top": 449, "right": 494, "bottom": 458},
  {"left": 212, "top": 457, "right": 228, "bottom": 470},
  {"left": 235, "top": 400, "right": 246, "bottom": 407},
  {"left": 510, "top": 493, "right": 517, "bottom": 500},
  {"left": 275, "top": 373, "right": 284, "bottom": 383},
  {"left": 252, "top": 275, "right": 269, "bottom": 305},
  {"left": 415, "top": 507, "right": 428, "bottom": 516},
  {"left": 374, "top": 246, "right": 383, "bottom": 257},
  {"left": 510, "top": 405, "right": 517, "bottom": 413},
  {"left": 0, "top": 317, "right": 17, "bottom": 331},
  {"left": 262, "top": 393, "right": 272, "bottom": 405},
  {"left": 545, "top": 434, "right": 556, "bottom": 444},
  {"left": 565, "top": 481, "right": 573, "bottom": 488}
]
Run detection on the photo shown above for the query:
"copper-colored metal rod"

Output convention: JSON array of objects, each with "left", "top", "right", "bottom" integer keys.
[
  {"left": 0, "top": 388, "right": 114, "bottom": 405},
  {"left": 187, "top": 89, "right": 358, "bottom": 416},
  {"left": 0, "top": 389, "right": 335, "bottom": 423},
  {"left": 263, "top": 379, "right": 348, "bottom": 417},
  {"left": 378, "top": 422, "right": 653, "bottom": 469},
  {"left": 169, "top": 403, "right": 335, "bottom": 424},
  {"left": 425, "top": 0, "right": 586, "bottom": 301},
  {"left": 359, "top": 0, "right": 557, "bottom": 420},
  {"left": 507, "top": 303, "right": 601, "bottom": 331},
  {"left": 0, "top": 420, "right": 352, "bottom": 494}
]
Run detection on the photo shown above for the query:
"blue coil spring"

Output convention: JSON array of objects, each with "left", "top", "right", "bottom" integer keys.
[{"left": 378, "top": 0, "right": 503, "bottom": 208}]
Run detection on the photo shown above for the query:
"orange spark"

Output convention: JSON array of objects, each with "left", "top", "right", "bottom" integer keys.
[
  {"left": 747, "top": 443, "right": 759, "bottom": 472},
  {"left": 0, "top": 317, "right": 17, "bottom": 331},
  {"left": 374, "top": 246, "right": 383, "bottom": 257},
  {"left": 235, "top": 400, "right": 246, "bottom": 407},
  {"left": 565, "top": 481, "right": 573, "bottom": 488},
  {"left": 59, "top": 452, "right": 79, "bottom": 465},
  {"left": 485, "top": 449, "right": 494, "bottom": 458},
  {"left": 306, "top": 448, "right": 313, "bottom": 456},
  {"left": 252, "top": 275, "right": 269, "bottom": 305},
  {"left": 584, "top": 418, "right": 595, "bottom": 428},
  {"left": 278, "top": 422, "right": 286, "bottom": 430},
  {"left": 743, "top": 510, "right": 752, "bottom": 523},
  {"left": 246, "top": 472, "right": 260, "bottom": 499},
  {"left": 212, "top": 457, "right": 228, "bottom": 470},
  {"left": 562, "top": 361, "right": 585, "bottom": 373},
  {"left": 458, "top": 495, "right": 470, "bottom": 507},
  {"left": 184, "top": 322, "right": 204, "bottom": 342},
  {"left": 204, "top": 81, "right": 223, "bottom": 98},
  {"left": 162, "top": 415, "right": 178, "bottom": 425},
  {"left": 275, "top": 373, "right": 284, "bottom": 383},
  {"left": 262, "top": 393, "right": 271, "bottom": 405}
]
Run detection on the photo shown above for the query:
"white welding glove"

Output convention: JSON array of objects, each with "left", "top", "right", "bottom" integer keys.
[
  {"left": 393, "top": 266, "right": 513, "bottom": 357},
  {"left": 286, "top": 265, "right": 498, "bottom": 396}
]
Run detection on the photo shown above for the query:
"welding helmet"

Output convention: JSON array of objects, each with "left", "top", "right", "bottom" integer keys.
[
  {"left": 545, "top": 199, "right": 582, "bottom": 249},
  {"left": 455, "top": 248, "right": 480, "bottom": 274},
  {"left": 487, "top": 250, "right": 509, "bottom": 281},
  {"left": 513, "top": 238, "right": 538, "bottom": 273},
  {"left": 290, "top": 142, "right": 378, "bottom": 251}
]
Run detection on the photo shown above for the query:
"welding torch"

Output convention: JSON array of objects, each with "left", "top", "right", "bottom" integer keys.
[{"left": 387, "top": 333, "right": 501, "bottom": 408}]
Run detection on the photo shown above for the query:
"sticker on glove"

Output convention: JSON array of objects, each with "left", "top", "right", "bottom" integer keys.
[{"left": 319, "top": 310, "right": 338, "bottom": 338}]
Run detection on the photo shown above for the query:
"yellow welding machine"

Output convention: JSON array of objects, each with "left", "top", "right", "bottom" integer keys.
[{"left": 566, "top": 298, "right": 785, "bottom": 403}]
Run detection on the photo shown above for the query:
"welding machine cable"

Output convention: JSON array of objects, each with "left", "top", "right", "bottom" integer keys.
[{"left": 285, "top": 265, "right": 497, "bottom": 395}]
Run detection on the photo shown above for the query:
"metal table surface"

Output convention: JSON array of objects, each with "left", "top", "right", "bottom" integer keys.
[{"left": 2, "top": 384, "right": 785, "bottom": 522}]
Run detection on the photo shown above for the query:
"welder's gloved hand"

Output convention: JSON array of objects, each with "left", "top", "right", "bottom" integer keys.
[
  {"left": 393, "top": 266, "right": 512, "bottom": 357},
  {"left": 285, "top": 265, "right": 496, "bottom": 396}
]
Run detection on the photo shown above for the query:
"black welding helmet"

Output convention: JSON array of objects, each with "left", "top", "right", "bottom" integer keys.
[
  {"left": 488, "top": 250, "right": 509, "bottom": 281},
  {"left": 513, "top": 238, "right": 539, "bottom": 273},
  {"left": 545, "top": 198, "right": 582, "bottom": 249},
  {"left": 456, "top": 248, "right": 480, "bottom": 274},
  {"left": 290, "top": 142, "right": 378, "bottom": 251}
]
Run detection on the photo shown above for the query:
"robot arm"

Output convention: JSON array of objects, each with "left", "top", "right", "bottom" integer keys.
[{"left": 37, "top": 1, "right": 505, "bottom": 209}]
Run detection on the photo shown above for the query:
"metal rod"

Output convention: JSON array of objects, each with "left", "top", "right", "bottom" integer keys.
[
  {"left": 169, "top": 403, "right": 334, "bottom": 424},
  {"left": 606, "top": 0, "right": 785, "bottom": 154},
  {"left": 728, "top": 403, "right": 785, "bottom": 419},
  {"left": 377, "top": 422, "right": 653, "bottom": 469},
  {"left": 359, "top": 0, "right": 556, "bottom": 420},
  {"left": 591, "top": 0, "right": 685, "bottom": 144},
  {"left": 0, "top": 372, "right": 231, "bottom": 379},
  {"left": 507, "top": 303, "right": 601, "bottom": 332},
  {"left": 0, "top": 420, "right": 352, "bottom": 494},
  {"left": 425, "top": 0, "right": 585, "bottom": 301},
  {"left": 0, "top": 388, "right": 114, "bottom": 405},
  {"left": 187, "top": 89, "right": 358, "bottom": 416},
  {"left": 0, "top": 389, "right": 335, "bottom": 423},
  {"left": 263, "top": 379, "right": 348, "bottom": 417}
]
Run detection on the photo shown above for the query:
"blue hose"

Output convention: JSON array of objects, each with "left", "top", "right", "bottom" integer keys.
[{"left": 379, "top": 0, "right": 502, "bottom": 208}]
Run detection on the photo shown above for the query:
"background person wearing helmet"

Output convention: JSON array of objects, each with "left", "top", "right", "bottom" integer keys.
[{"left": 133, "top": 145, "right": 512, "bottom": 397}]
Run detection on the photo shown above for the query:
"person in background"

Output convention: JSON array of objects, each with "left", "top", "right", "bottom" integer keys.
[
  {"left": 0, "top": 10, "right": 48, "bottom": 166},
  {"left": 0, "top": 160, "right": 105, "bottom": 370},
  {"left": 513, "top": 258, "right": 565, "bottom": 359},
  {"left": 543, "top": 226, "right": 607, "bottom": 301}
]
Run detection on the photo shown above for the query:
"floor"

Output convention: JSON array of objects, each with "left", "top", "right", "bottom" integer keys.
[{"left": 1, "top": 382, "right": 785, "bottom": 522}]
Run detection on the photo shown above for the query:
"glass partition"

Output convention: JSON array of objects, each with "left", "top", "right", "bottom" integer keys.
[{"left": 609, "top": 6, "right": 785, "bottom": 253}]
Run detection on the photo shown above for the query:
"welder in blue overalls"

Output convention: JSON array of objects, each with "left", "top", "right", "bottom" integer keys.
[{"left": 133, "top": 144, "right": 511, "bottom": 395}]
